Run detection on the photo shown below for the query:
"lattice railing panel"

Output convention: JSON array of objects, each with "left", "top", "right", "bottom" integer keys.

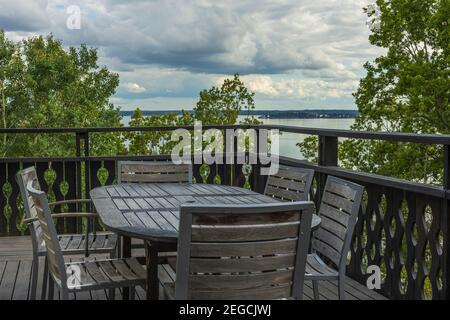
[
  {"left": 0, "top": 161, "right": 82, "bottom": 235},
  {"left": 309, "top": 174, "right": 445, "bottom": 300}
]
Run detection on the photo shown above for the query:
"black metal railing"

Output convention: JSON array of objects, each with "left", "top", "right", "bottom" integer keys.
[{"left": 1, "top": 124, "right": 450, "bottom": 300}]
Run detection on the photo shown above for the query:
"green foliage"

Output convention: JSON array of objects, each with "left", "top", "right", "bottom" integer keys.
[
  {"left": 126, "top": 74, "right": 261, "bottom": 154},
  {"left": 0, "top": 31, "right": 259, "bottom": 159},
  {"left": 297, "top": 136, "right": 319, "bottom": 163},
  {"left": 125, "top": 108, "right": 194, "bottom": 155},
  {"left": 296, "top": 2, "right": 447, "bottom": 299},
  {"left": 194, "top": 74, "right": 260, "bottom": 125},
  {"left": 299, "top": 0, "right": 449, "bottom": 184},
  {"left": 0, "top": 31, "right": 123, "bottom": 157}
]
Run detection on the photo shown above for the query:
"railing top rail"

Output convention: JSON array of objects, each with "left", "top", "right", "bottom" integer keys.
[
  {"left": 0, "top": 125, "right": 252, "bottom": 134},
  {"left": 257, "top": 125, "right": 450, "bottom": 145},
  {"left": 1, "top": 124, "right": 450, "bottom": 144},
  {"left": 279, "top": 156, "right": 448, "bottom": 198}
]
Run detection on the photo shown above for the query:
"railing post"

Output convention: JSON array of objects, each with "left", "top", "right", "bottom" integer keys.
[
  {"left": 83, "top": 131, "right": 90, "bottom": 205},
  {"left": 443, "top": 145, "right": 450, "bottom": 299},
  {"left": 251, "top": 128, "right": 262, "bottom": 193},
  {"left": 75, "top": 131, "right": 90, "bottom": 233},
  {"left": 318, "top": 135, "right": 338, "bottom": 200},
  {"left": 231, "top": 130, "right": 238, "bottom": 186},
  {"left": 318, "top": 135, "right": 338, "bottom": 167},
  {"left": 75, "top": 132, "right": 82, "bottom": 233}
]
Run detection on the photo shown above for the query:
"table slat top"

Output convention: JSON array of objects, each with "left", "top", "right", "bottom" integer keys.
[{"left": 91, "top": 183, "right": 319, "bottom": 242}]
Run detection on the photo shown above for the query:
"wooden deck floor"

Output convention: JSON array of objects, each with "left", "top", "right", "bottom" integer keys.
[{"left": 0, "top": 236, "right": 387, "bottom": 300}]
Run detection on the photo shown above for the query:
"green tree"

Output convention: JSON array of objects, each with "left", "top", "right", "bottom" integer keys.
[
  {"left": 299, "top": 0, "right": 449, "bottom": 184},
  {"left": 125, "top": 108, "right": 194, "bottom": 155},
  {"left": 126, "top": 74, "right": 261, "bottom": 154},
  {"left": 0, "top": 31, "right": 124, "bottom": 157},
  {"left": 194, "top": 74, "right": 260, "bottom": 125}
]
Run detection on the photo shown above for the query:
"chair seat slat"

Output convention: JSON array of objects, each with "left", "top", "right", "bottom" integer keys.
[
  {"left": 111, "top": 260, "right": 140, "bottom": 281},
  {"left": 98, "top": 260, "right": 126, "bottom": 282},
  {"left": 65, "top": 258, "right": 146, "bottom": 291},
  {"left": 126, "top": 258, "right": 148, "bottom": 279},
  {"left": 58, "top": 235, "right": 72, "bottom": 250},
  {"left": 305, "top": 254, "right": 339, "bottom": 279},
  {"left": 85, "top": 262, "right": 109, "bottom": 284}
]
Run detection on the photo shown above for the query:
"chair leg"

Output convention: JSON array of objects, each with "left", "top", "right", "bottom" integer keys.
[
  {"left": 108, "top": 249, "right": 117, "bottom": 300},
  {"left": 30, "top": 256, "right": 39, "bottom": 300},
  {"left": 41, "top": 256, "right": 49, "bottom": 300},
  {"left": 338, "top": 278, "right": 346, "bottom": 300},
  {"left": 61, "top": 289, "right": 69, "bottom": 300},
  {"left": 130, "top": 287, "right": 136, "bottom": 300},
  {"left": 47, "top": 275, "right": 54, "bottom": 300},
  {"left": 312, "top": 280, "right": 320, "bottom": 300},
  {"left": 108, "top": 288, "right": 115, "bottom": 300},
  {"left": 117, "top": 237, "right": 122, "bottom": 258}
]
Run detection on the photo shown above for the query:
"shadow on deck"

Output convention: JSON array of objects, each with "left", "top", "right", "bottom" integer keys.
[{"left": 0, "top": 236, "right": 387, "bottom": 300}]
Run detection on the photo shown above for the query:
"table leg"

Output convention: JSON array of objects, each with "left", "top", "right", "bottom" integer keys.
[
  {"left": 145, "top": 241, "right": 159, "bottom": 300},
  {"left": 122, "top": 236, "right": 131, "bottom": 300}
]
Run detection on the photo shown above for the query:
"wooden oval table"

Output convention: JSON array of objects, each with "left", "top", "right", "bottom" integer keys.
[{"left": 90, "top": 183, "right": 321, "bottom": 300}]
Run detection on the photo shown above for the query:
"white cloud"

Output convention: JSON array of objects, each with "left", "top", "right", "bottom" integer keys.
[
  {"left": 0, "top": 0, "right": 384, "bottom": 109},
  {"left": 211, "top": 73, "right": 358, "bottom": 99},
  {"left": 237, "top": 75, "right": 359, "bottom": 99},
  {"left": 0, "top": 0, "right": 49, "bottom": 31},
  {"left": 125, "top": 82, "right": 146, "bottom": 93},
  {"left": 28, "top": 0, "right": 381, "bottom": 74}
]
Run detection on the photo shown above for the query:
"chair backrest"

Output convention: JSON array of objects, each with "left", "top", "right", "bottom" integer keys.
[
  {"left": 26, "top": 180, "right": 68, "bottom": 289},
  {"left": 264, "top": 165, "right": 314, "bottom": 202},
  {"left": 16, "top": 166, "right": 43, "bottom": 251},
  {"left": 312, "top": 176, "right": 364, "bottom": 272},
  {"left": 175, "top": 202, "right": 314, "bottom": 300},
  {"left": 117, "top": 161, "right": 192, "bottom": 184}
]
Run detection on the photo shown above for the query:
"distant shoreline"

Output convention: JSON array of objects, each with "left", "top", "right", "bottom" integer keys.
[{"left": 119, "top": 109, "right": 359, "bottom": 119}]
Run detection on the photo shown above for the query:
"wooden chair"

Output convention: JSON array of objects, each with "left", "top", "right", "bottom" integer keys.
[
  {"left": 305, "top": 176, "right": 364, "bottom": 300},
  {"left": 16, "top": 167, "right": 118, "bottom": 300},
  {"left": 117, "top": 160, "right": 192, "bottom": 184},
  {"left": 25, "top": 180, "right": 146, "bottom": 300},
  {"left": 163, "top": 201, "right": 314, "bottom": 300},
  {"left": 264, "top": 165, "right": 314, "bottom": 202},
  {"left": 117, "top": 161, "right": 193, "bottom": 253}
]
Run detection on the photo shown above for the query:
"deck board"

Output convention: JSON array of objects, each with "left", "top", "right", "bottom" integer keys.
[
  {"left": 0, "top": 236, "right": 387, "bottom": 300},
  {"left": 0, "top": 260, "right": 19, "bottom": 300},
  {"left": 12, "top": 260, "right": 32, "bottom": 300}
]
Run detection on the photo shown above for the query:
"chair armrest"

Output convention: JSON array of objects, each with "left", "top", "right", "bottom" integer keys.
[
  {"left": 48, "top": 199, "right": 92, "bottom": 207},
  {"left": 23, "top": 217, "right": 38, "bottom": 224},
  {"left": 22, "top": 212, "right": 97, "bottom": 225},
  {"left": 50, "top": 212, "right": 97, "bottom": 219}
]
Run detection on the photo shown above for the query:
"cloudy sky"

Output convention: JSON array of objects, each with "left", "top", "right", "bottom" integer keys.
[{"left": 0, "top": 0, "right": 383, "bottom": 111}]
